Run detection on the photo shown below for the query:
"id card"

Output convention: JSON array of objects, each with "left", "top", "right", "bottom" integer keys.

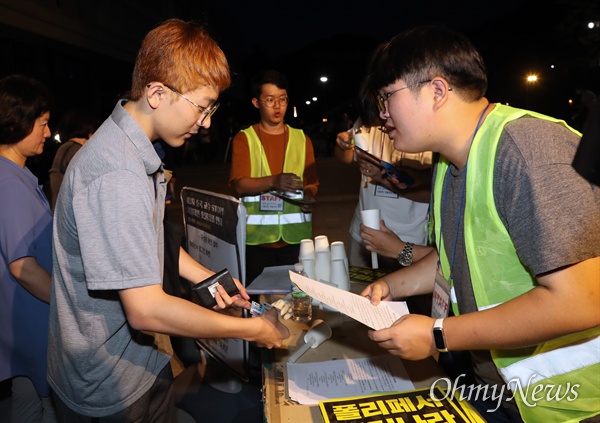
[
  {"left": 374, "top": 185, "right": 399, "bottom": 198},
  {"left": 249, "top": 301, "right": 276, "bottom": 317},
  {"left": 431, "top": 270, "right": 451, "bottom": 319},
  {"left": 259, "top": 193, "right": 284, "bottom": 212}
]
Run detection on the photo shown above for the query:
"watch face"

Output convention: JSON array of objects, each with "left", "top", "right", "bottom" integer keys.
[
  {"left": 399, "top": 255, "right": 412, "bottom": 267},
  {"left": 433, "top": 327, "right": 446, "bottom": 351}
]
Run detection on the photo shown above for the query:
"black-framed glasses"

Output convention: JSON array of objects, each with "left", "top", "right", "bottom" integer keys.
[
  {"left": 376, "top": 80, "right": 431, "bottom": 113},
  {"left": 259, "top": 96, "right": 289, "bottom": 108},
  {"left": 165, "top": 85, "right": 219, "bottom": 123}
]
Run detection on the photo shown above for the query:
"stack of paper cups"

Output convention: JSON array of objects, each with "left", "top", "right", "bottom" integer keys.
[
  {"left": 360, "top": 209, "right": 381, "bottom": 269},
  {"left": 314, "top": 235, "right": 330, "bottom": 282},
  {"left": 298, "top": 239, "right": 316, "bottom": 279},
  {"left": 330, "top": 241, "right": 349, "bottom": 278},
  {"left": 330, "top": 259, "right": 349, "bottom": 291}
]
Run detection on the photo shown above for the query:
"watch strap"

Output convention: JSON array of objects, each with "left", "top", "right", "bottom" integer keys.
[
  {"left": 433, "top": 318, "right": 448, "bottom": 353},
  {"left": 397, "top": 242, "right": 414, "bottom": 266}
]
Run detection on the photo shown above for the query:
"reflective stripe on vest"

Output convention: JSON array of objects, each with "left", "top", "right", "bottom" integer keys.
[
  {"left": 241, "top": 125, "right": 312, "bottom": 245},
  {"left": 431, "top": 104, "right": 598, "bottom": 422},
  {"left": 497, "top": 330, "right": 600, "bottom": 387}
]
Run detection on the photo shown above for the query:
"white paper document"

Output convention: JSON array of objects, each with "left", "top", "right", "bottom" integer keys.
[
  {"left": 289, "top": 271, "right": 409, "bottom": 330},
  {"left": 287, "top": 355, "right": 415, "bottom": 405}
]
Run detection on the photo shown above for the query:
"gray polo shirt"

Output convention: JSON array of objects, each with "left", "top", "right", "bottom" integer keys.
[{"left": 48, "top": 101, "right": 171, "bottom": 417}]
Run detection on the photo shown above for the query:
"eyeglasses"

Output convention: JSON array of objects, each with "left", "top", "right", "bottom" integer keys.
[
  {"left": 259, "top": 96, "right": 289, "bottom": 108},
  {"left": 376, "top": 80, "right": 431, "bottom": 113},
  {"left": 165, "top": 85, "right": 219, "bottom": 124}
]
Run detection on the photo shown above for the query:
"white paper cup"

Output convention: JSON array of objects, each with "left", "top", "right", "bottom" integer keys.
[
  {"left": 299, "top": 238, "right": 315, "bottom": 260},
  {"left": 315, "top": 250, "right": 331, "bottom": 282},
  {"left": 360, "top": 209, "right": 381, "bottom": 229},
  {"left": 330, "top": 241, "right": 347, "bottom": 261},
  {"left": 330, "top": 259, "right": 350, "bottom": 291},
  {"left": 360, "top": 209, "right": 381, "bottom": 269},
  {"left": 300, "top": 257, "right": 316, "bottom": 280},
  {"left": 314, "top": 235, "right": 330, "bottom": 252}
]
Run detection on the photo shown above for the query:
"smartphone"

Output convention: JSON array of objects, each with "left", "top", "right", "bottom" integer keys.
[
  {"left": 381, "top": 160, "right": 415, "bottom": 187},
  {"left": 355, "top": 146, "right": 415, "bottom": 186}
]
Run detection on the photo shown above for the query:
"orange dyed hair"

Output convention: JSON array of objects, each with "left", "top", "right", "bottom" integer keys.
[{"left": 130, "top": 19, "right": 230, "bottom": 100}]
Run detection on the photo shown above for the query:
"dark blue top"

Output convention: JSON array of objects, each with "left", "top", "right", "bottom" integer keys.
[{"left": 0, "top": 157, "right": 52, "bottom": 396}]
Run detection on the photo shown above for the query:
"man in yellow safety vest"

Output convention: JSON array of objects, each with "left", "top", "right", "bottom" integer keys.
[
  {"left": 230, "top": 69, "right": 319, "bottom": 283},
  {"left": 360, "top": 25, "right": 599, "bottom": 423}
]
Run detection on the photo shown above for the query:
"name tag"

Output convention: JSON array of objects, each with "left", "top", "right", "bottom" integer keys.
[
  {"left": 260, "top": 194, "right": 284, "bottom": 212},
  {"left": 431, "top": 270, "right": 451, "bottom": 319},
  {"left": 374, "top": 185, "right": 399, "bottom": 198}
]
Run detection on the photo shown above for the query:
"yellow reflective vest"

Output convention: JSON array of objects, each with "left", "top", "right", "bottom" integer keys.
[
  {"left": 241, "top": 125, "right": 312, "bottom": 245},
  {"left": 431, "top": 104, "right": 599, "bottom": 423}
]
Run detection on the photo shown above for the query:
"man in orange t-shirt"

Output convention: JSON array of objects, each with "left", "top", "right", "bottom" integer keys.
[{"left": 229, "top": 70, "right": 319, "bottom": 283}]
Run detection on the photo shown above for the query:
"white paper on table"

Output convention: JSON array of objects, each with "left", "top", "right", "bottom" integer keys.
[
  {"left": 289, "top": 271, "right": 409, "bottom": 330},
  {"left": 287, "top": 355, "right": 415, "bottom": 405}
]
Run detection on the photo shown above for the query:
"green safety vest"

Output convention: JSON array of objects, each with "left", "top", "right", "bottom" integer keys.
[
  {"left": 431, "top": 104, "right": 599, "bottom": 422},
  {"left": 241, "top": 125, "right": 312, "bottom": 245}
]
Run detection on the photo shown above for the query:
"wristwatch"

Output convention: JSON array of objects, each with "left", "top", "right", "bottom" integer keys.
[
  {"left": 433, "top": 318, "right": 448, "bottom": 353},
  {"left": 397, "top": 242, "right": 414, "bottom": 267}
]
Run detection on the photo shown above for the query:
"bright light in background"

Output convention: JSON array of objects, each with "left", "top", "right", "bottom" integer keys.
[
  {"left": 588, "top": 22, "right": 595, "bottom": 29},
  {"left": 320, "top": 76, "right": 328, "bottom": 83},
  {"left": 305, "top": 100, "right": 311, "bottom": 105},
  {"left": 526, "top": 74, "right": 538, "bottom": 83},
  {"left": 550, "top": 64, "right": 555, "bottom": 69},
  {"left": 293, "top": 106, "right": 297, "bottom": 118},
  {"left": 568, "top": 99, "right": 573, "bottom": 105},
  {"left": 312, "top": 97, "right": 317, "bottom": 101},
  {"left": 54, "top": 134, "right": 61, "bottom": 142},
  {"left": 322, "top": 118, "right": 328, "bottom": 123}
]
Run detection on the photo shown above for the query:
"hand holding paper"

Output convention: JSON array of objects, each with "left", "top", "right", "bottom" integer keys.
[{"left": 289, "top": 271, "right": 408, "bottom": 331}]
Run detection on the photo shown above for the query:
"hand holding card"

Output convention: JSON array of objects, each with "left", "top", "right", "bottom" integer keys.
[{"left": 190, "top": 269, "right": 240, "bottom": 309}]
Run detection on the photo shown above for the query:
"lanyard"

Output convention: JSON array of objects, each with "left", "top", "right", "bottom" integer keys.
[{"left": 437, "top": 103, "right": 490, "bottom": 285}]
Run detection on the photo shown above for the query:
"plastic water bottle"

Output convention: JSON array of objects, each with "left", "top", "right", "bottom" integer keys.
[{"left": 292, "top": 263, "right": 312, "bottom": 324}]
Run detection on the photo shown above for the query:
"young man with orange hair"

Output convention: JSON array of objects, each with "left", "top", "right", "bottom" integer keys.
[{"left": 48, "top": 19, "right": 289, "bottom": 422}]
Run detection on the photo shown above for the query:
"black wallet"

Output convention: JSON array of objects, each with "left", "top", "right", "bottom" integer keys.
[{"left": 190, "top": 269, "right": 240, "bottom": 308}]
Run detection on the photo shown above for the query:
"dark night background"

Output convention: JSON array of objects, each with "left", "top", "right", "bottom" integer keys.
[{"left": 1, "top": 0, "right": 599, "bottom": 163}]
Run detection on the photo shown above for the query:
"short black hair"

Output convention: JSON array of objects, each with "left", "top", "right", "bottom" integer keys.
[
  {"left": 366, "top": 25, "right": 488, "bottom": 103},
  {"left": 0, "top": 74, "right": 53, "bottom": 145},
  {"left": 250, "top": 69, "right": 288, "bottom": 99}
]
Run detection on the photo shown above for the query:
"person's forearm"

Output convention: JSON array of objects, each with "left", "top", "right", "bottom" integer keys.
[
  {"left": 9, "top": 257, "right": 51, "bottom": 303},
  {"left": 375, "top": 236, "right": 433, "bottom": 261},
  {"left": 231, "top": 176, "right": 274, "bottom": 197},
  {"left": 384, "top": 249, "right": 438, "bottom": 298},
  {"left": 444, "top": 257, "right": 600, "bottom": 351},
  {"left": 412, "top": 245, "right": 435, "bottom": 262},
  {"left": 120, "top": 284, "right": 263, "bottom": 341},
  {"left": 334, "top": 143, "right": 354, "bottom": 165},
  {"left": 178, "top": 247, "right": 213, "bottom": 283}
]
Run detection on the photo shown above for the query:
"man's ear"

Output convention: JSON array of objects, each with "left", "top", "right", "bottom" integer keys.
[
  {"left": 431, "top": 78, "right": 451, "bottom": 110},
  {"left": 251, "top": 97, "right": 260, "bottom": 109},
  {"left": 146, "top": 83, "right": 164, "bottom": 110}
]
